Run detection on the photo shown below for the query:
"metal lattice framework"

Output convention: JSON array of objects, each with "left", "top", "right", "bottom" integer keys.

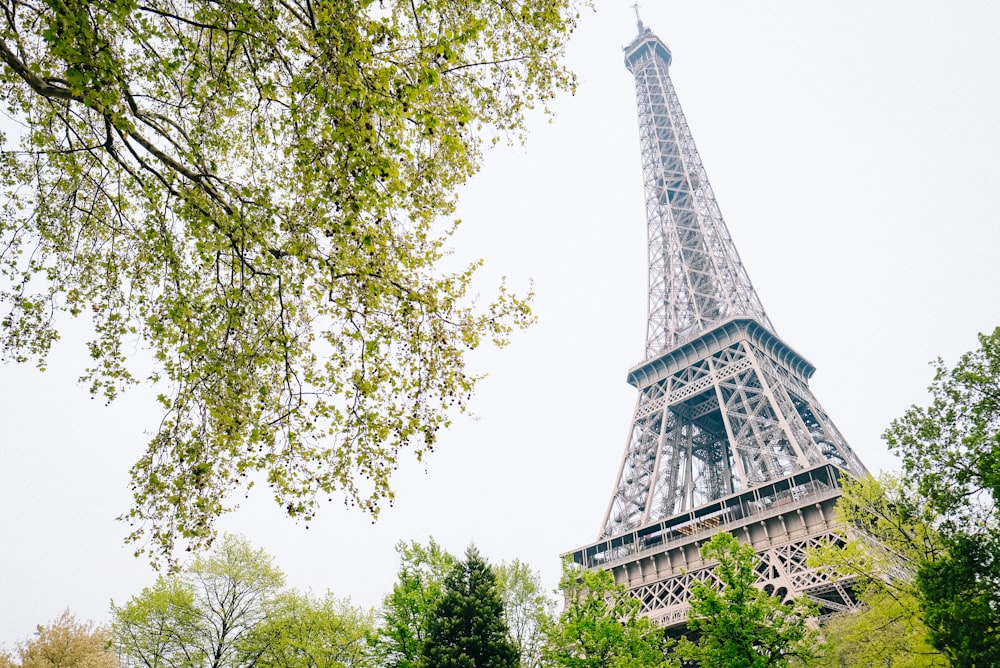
[
  {"left": 563, "top": 20, "right": 872, "bottom": 628},
  {"left": 627, "top": 25, "right": 771, "bottom": 358},
  {"left": 601, "top": 319, "right": 867, "bottom": 537}
]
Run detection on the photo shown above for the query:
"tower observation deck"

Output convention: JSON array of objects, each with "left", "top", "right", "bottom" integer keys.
[{"left": 563, "top": 20, "right": 870, "bottom": 628}]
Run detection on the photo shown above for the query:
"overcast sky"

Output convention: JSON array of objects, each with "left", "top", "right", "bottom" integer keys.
[{"left": 3, "top": 0, "right": 1000, "bottom": 648}]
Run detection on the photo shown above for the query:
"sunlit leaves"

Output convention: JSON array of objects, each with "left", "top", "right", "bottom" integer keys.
[
  {"left": 880, "top": 327, "right": 1000, "bottom": 667},
  {"left": 244, "top": 591, "right": 378, "bottom": 668},
  {"left": 807, "top": 474, "right": 948, "bottom": 667},
  {"left": 493, "top": 561, "right": 553, "bottom": 668},
  {"left": 420, "top": 547, "right": 519, "bottom": 668},
  {"left": 375, "top": 538, "right": 457, "bottom": 668},
  {"left": 544, "top": 560, "right": 673, "bottom": 668},
  {"left": 111, "top": 534, "right": 378, "bottom": 668},
  {"left": 0, "top": 0, "right": 579, "bottom": 565},
  {"left": 884, "top": 326, "right": 1000, "bottom": 533},
  {"left": 679, "top": 533, "right": 816, "bottom": 668}
]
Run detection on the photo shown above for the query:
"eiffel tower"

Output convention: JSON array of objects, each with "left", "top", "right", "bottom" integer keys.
[{"left": 564, "top": 18, "right": 870, "bottom": 628}]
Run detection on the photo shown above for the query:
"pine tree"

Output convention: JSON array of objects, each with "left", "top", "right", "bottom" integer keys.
[{"left": 421, "top": 547, "right": 519, "bottom": 668}]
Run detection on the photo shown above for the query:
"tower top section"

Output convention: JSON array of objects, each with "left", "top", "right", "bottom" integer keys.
[
  {"left": 625, "top": 22, "right": 772, "bottom": 359},
  {"left": 624, "top": 22, "right": 672, "bottom": 71}
]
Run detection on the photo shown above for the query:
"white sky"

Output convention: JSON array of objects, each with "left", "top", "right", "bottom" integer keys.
[{"left": 3, "top": 0, "right": 1000, "bottom": 648}]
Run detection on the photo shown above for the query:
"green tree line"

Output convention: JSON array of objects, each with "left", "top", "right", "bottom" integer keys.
[{"left": 1, "top": 532, "right": 809, "bottom": 668}]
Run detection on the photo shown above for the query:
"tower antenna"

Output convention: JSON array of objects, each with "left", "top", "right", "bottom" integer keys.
[{"left": 632, "top": 3, "right": 643, "bottom": 29}]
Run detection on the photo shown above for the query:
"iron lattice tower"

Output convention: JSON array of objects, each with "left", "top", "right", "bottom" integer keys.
[{"left": 565, "top": 20, "right": 870, "bottom": 628}]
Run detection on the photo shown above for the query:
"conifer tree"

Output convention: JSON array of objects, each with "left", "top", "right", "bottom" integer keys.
[{"left": 421, "top": 547, "right": 519, "bottom": 668}]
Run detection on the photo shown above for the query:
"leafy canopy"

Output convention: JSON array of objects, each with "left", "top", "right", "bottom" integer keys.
[
  {"left": 493, "top": 560, "right": 554, "bottom": 668},
  {"left": 0, "top": 0, "right": 579, "bottom": 564},
  {"left": 813, "top": 597, "right": 948, "bottom": 668},
  {"left": 376, "top": 538, "right": 457, "bottom": 668},
  {"left": 678, "top": 532, "right": 817, "bottom": 668},
  {"left": 807, "top": 474, "right": 948, "bottom": 668},
  {"left": 376, "top": 539, "right": 552, "bottom": 668},
  {"left": 884, "top": 325, "right": 1000, "bottom": 532},
  {"left": 916, "top": 531, "right": 1000, "bottom": 668},
  {"left": 544, "top": 559, "right": 673, "bottom": 668},
  {"left": 882, "top": 326, "right": 1000, "bottom": 667},
  {"left": 112, "top": 533, "right": 285, "bottom": 668},
  {"left": 4, "top": 611, "right": 117, "bottom": 668},
  {"left": 811, "top": 328, "right": 1000, "bottom": 667},
  {"left": 243, "top": 591, "right": 378, "bottom": 668},
  {"left": 112, "top": 533, "right": 378, "bottom": 668}
]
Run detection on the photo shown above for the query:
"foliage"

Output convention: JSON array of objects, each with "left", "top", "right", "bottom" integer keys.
[
  {"left": 376, "top": 540, "right": 551, "bottom": 668},
  {"left": 375, "top": 538, "right": 457, "bottom": 668},
  {"left": 812, "top": 596, "right": 947, "bottom": 668},
  {"left": 112, "top": 533, "right": 285, "bottom": 668},
  {"left": 111, "top": 576, "right": 201, "bottom": 668},
  {"left": 5, "top": 611, "right": 118, "bottom": 668},
  {"left": 884, "top": 326, "right": 1000, "bottom": 532},
  {"left": 916, "top": 531, "right": 1000, "bottom": 668},
  {"left": 493, "top": 560, "right": 554, "bottom": 668},
  {"left": 0, "top": 0, "right": 580, "bottom": 564},
  {"left": 678, "top": 532, "right": 817, "bottom": 668},
  {"left": 807, "top": 474, "right": 948, "bottom": 667},
  {"left": 882, "top": 327, "right": 1000, "bottom": 666},
  {"left": 113, "top": 533, "right": 380, "bottom": 667},
  {"left": 544, "top": 560, "right": 672, "bottom": 668},
  {"left": 809, "top": 474, "right": 943, "bottom": 599},
  {"left": 242, "top": 591, "right": 377, "bottom": 667},
  {"left": 420, "top": 546, "right": 519, "bottom": 668}
]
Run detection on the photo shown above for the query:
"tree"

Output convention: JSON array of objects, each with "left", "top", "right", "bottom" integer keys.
[
  {"left": 678, "top": 532, "right": 817, "bottom": 668},
  {"left": 544, "top": 560, "right": 673, "bottom": 668},
  {"left": 112, "top": 533, "right": 284, "bottom": 668},
  {"left": 812, "top": 597, "right": 947, "bottom": 668},
  {"left": 807, "top": 474, "right": 948, "bottom": 667},
  {"left": 377, "top": 540, "right": 551, "bottom": 668},
  {"left": 493, "top": 560, "right": 554, "bottom": 668},
  {"left": 375, "top": 538, "right": 457, "bottom": 668},
  {"left": 884, "top": 327, "right": 1000, "bottom": 532},
  {"left": 883, "top": 326, "right": 1000, "bottom": 666},
  {"left": 242, "top": 591, "right": 377, "bottom": 668},
  {"left": 420, "top": 546, "right": 518, "bottom": 668},
  {"left": 0, "top": 0, "right": 580, "bottom": 564},
  {"left": 916, "top": 531, "right": 1000, "bottom": 667},
  {"left": 6, "top": 611, "right": 118, "bottom": 668},
  {"left": 113, "top": 534, "right": 379, "bottom": 667},
  {"left": 111, "top": 575, "right": 202, "bottom": 668}
]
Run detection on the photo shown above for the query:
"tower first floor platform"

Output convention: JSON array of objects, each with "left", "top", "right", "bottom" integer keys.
[{"left": 564, "top": 464, "right": 860, "bottom": 628}]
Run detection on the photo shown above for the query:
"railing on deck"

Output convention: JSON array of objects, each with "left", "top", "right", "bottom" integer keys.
[{"left": 568, "top": 463, "right": 846, "bottom": 570}]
